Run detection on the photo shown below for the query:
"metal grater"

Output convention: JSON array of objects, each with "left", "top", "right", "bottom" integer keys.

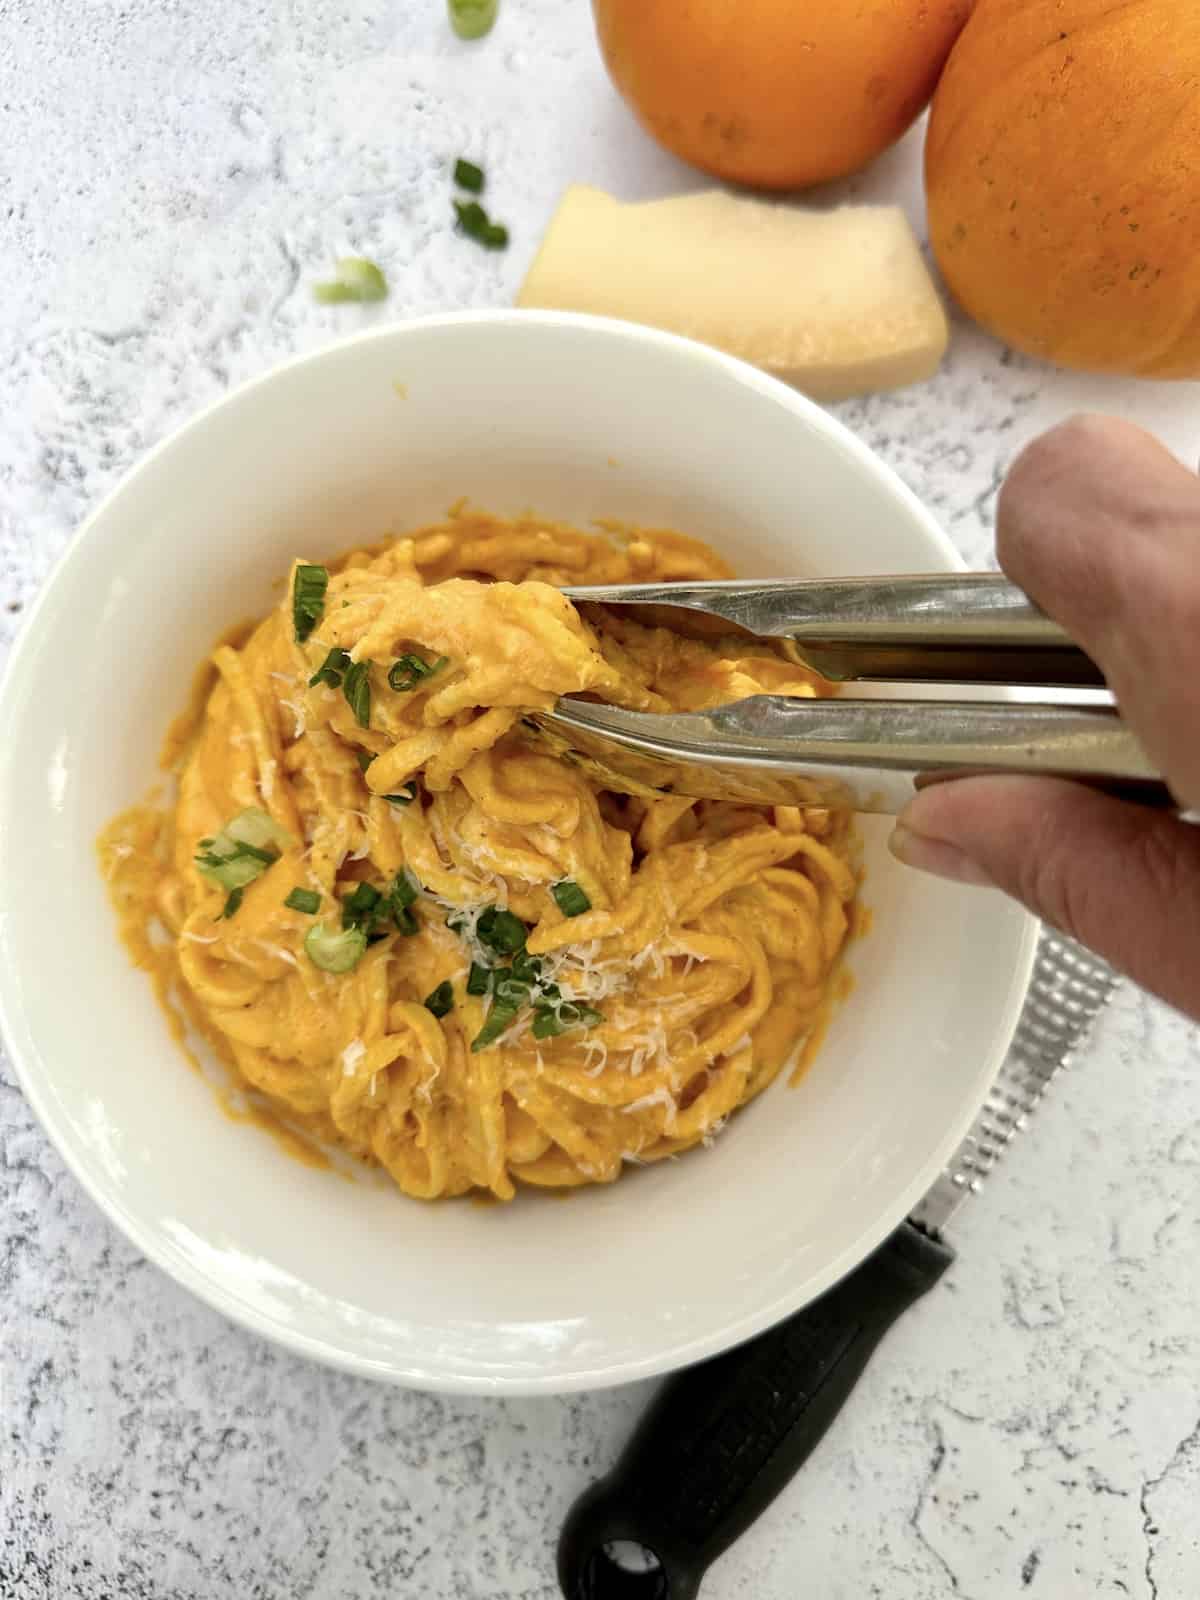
[{"left": 912, "top": 930, "right": 1118, "bottom": 1237}]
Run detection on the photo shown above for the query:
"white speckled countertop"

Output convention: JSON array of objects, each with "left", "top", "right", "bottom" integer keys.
[{"left": 3, "top": 4, "right": 1200, "bottom": 1596}]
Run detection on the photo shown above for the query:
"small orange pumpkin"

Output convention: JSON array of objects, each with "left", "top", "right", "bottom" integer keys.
[
  {"left": 926, "top": 0, "right": 1200, "bottom": 377},
  {"left": 592, "top": 0, "right": 974, "bottom": 192}
]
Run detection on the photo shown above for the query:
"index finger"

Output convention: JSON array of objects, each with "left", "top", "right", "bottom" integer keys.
[{"left": 996, "top": 415, "right": 1200, "bottom": 809}]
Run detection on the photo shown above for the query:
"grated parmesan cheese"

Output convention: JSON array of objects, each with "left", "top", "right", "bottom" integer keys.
[
  {"left": 278, "top": 698, "right": 306, "bottom": 738},
  {"left": 630, "top": 942, "right": 668, "bottom": 981},
  {"left": 543, "top": 939, "right": 630, "bottom": 1005},
  {"left": 624, "top": 1084, "right": 679, "bottom": 1128},
  {"left": 701, "top": 1116, "right": 727, "bottom": 1149},
  {"left": 253, "top": 940, "right": 301, "bottom": 971},
  {"left": 428, "top": 891, "right": 509, "bottom": 970},
  {"left": 581, "top": 1036, "right": 610, "bottom": 1077},
  {"left": 627, "top": 1015, "right": 672, "bottom": 1078}
]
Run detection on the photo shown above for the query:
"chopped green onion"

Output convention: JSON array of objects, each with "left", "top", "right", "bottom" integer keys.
[
  {"left": 466, "top": 962, "right": 491, "bottom": 996},
  {"left": 531, "top": 1001, "right": 604, "bottom": 1041},
  {"left": 471, "top": 1000, "right": 520, "bottom": 1052},
  {"left": 285, "top": 887, "right": 321, "bottom": 914},
  {"left": 226, "top": 808, "right": 293, "bottom": 853},
  {"left": 221, "top": 887, "right": 244, "bottom": 920},
  {"left": 388, "top": 870, "right": 418, "bottom": 912},
  {"left": 336, "top": 873, "right": 420, "bottom": 940},
  {"left": 195, "top": 807, "right": 291, "bottom": 892},
  {"left": 448, "top": 0, "right": 498, "bottom": 40},
  {"left": 194, "top": 849, "right": 267, "bottom": 892},
  {"left": 310, "top": 647, "right": 351, "bottom": 689},
  {"left": 476, "top": 906, "right": 528, "bottom": 955},
  {"left": 454, "top": 158, "right": 485, "bottom": 193},
  {"left": 304, "top": 922, "right": 368, "bottom": 974},
  {"left": 510, "top": 949, "right": 543, "bottom": 984},
  {"left": 312, "top": 257, "right": 389, "bottom": 305},
  {"left": 453, "top": 198, "right": 508, "bottom": 251},
  {"left": 376, "top": 869, "right": 419, "bottom": 934},
  {"left": 226, "top": 839, "right": 276, "bottom": 867},
  {"left": 424, "top": 980, "right": 455, "bottom": 1019},
  {"left": 384, "top": 783, "right": 417, "bottom": 807},
  {"left": 493, "top": 971, "right": 534, "bottom": 1008},
  {"left": 342, "top": 881, "right": 382, "bottom": 929},
  {"left": 292, "top": 565, "right": 328, "bottom": 643},
  {"left": 387, "top": 653, "right": 448, "bottom": 693},
  {"left": 342, "top": 660, "right": 372, "bottom": 728},
  {"left": 551, "top": 880, "right": 590, "bottom": 918}
]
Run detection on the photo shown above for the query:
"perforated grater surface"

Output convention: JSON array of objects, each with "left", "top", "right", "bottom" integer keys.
[{"left": 913, "top": 930, "right": 1118, "bottom": 1237}]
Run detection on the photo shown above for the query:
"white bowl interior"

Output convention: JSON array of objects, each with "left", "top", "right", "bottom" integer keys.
[{"left": 0, "top": 315, "right": 1033, "bottom": 1392}]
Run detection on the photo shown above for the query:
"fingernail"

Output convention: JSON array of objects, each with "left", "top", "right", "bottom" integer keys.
[{"left": 889, "top": 823, "right": 996, "bottom": 888}]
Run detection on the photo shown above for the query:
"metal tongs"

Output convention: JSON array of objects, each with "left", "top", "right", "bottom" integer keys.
[{"left": 532, "top": 575, "right": 1169, "bottom": 816}]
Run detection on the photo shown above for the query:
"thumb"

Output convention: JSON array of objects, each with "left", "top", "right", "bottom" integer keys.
[{"left": 890, "top": 776, "right": 1200, "bottom": 1019}]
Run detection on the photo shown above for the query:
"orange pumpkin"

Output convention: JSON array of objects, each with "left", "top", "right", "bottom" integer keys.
[
  {"left": 926, "top": 0, "right": 1200, "bottom": 378},
  {"left": 592, "top": 0, "right": 974, "bottom": 191}
]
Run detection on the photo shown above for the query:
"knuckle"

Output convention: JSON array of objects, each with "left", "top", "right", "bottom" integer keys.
[{"left": 1127, "top": 817, "right": 1191, "bottom": 910}]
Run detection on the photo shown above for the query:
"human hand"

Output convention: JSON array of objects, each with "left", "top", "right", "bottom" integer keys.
[{"left": 889, "top": 415, "right": 1200, "bottom": 1020}]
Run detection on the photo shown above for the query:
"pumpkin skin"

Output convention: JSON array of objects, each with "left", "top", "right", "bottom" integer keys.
[
  {"left": 926, "top": 0, "right": 1200, "bottom": 377},
  {"left": 592, "top": 0, "right": 974, "bottom": 191}
]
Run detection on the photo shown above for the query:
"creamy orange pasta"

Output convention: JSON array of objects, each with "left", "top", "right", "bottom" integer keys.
[{"left": 100, "top": 511, "right": 858, "bottom": 1201}]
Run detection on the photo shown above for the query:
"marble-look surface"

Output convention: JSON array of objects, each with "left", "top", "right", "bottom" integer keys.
[{"left": 3, "top": 4, "right": 1200, "bottom": 1596}]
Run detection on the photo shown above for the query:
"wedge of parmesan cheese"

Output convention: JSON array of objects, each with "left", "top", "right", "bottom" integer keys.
[{"left": 517, "top": 186, "right": 949, "bottom": 401}]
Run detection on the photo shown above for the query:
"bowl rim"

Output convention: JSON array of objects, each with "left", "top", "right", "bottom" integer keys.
[{"left": 0, "top": 310, "right": 1037, "bottom": 1393}]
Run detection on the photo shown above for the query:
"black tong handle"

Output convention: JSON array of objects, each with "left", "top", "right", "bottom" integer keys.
[{"left": 558, "top": 1221, "right": 955, "bottom": 1600}]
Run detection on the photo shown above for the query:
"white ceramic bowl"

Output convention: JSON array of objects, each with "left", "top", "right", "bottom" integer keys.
[{"left": 0, "top": 313, "right": 1035, "bottom": 1394}]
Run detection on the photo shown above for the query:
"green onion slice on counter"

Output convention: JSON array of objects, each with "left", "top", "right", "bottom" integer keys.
[
  {"left": 453, "top": 158, "right": 485, "bottom": 193},
  {"left": 453, "top": 199, "right": 508, "bottom": 250},
  {"left": 312, "top": 258, "right": 388, "bottom": 304},
  {"left": 447, "top": 0, "right": 498, "bottom": 40}
]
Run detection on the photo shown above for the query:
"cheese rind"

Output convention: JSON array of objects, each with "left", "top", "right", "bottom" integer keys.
[{"left": 517, "top": 186, "right": 949, "bottom": 402}]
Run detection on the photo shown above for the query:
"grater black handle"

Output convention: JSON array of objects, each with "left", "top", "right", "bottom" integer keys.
[{"left": 557, "top": 1221, "right": 954, "bottom": 1600}]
